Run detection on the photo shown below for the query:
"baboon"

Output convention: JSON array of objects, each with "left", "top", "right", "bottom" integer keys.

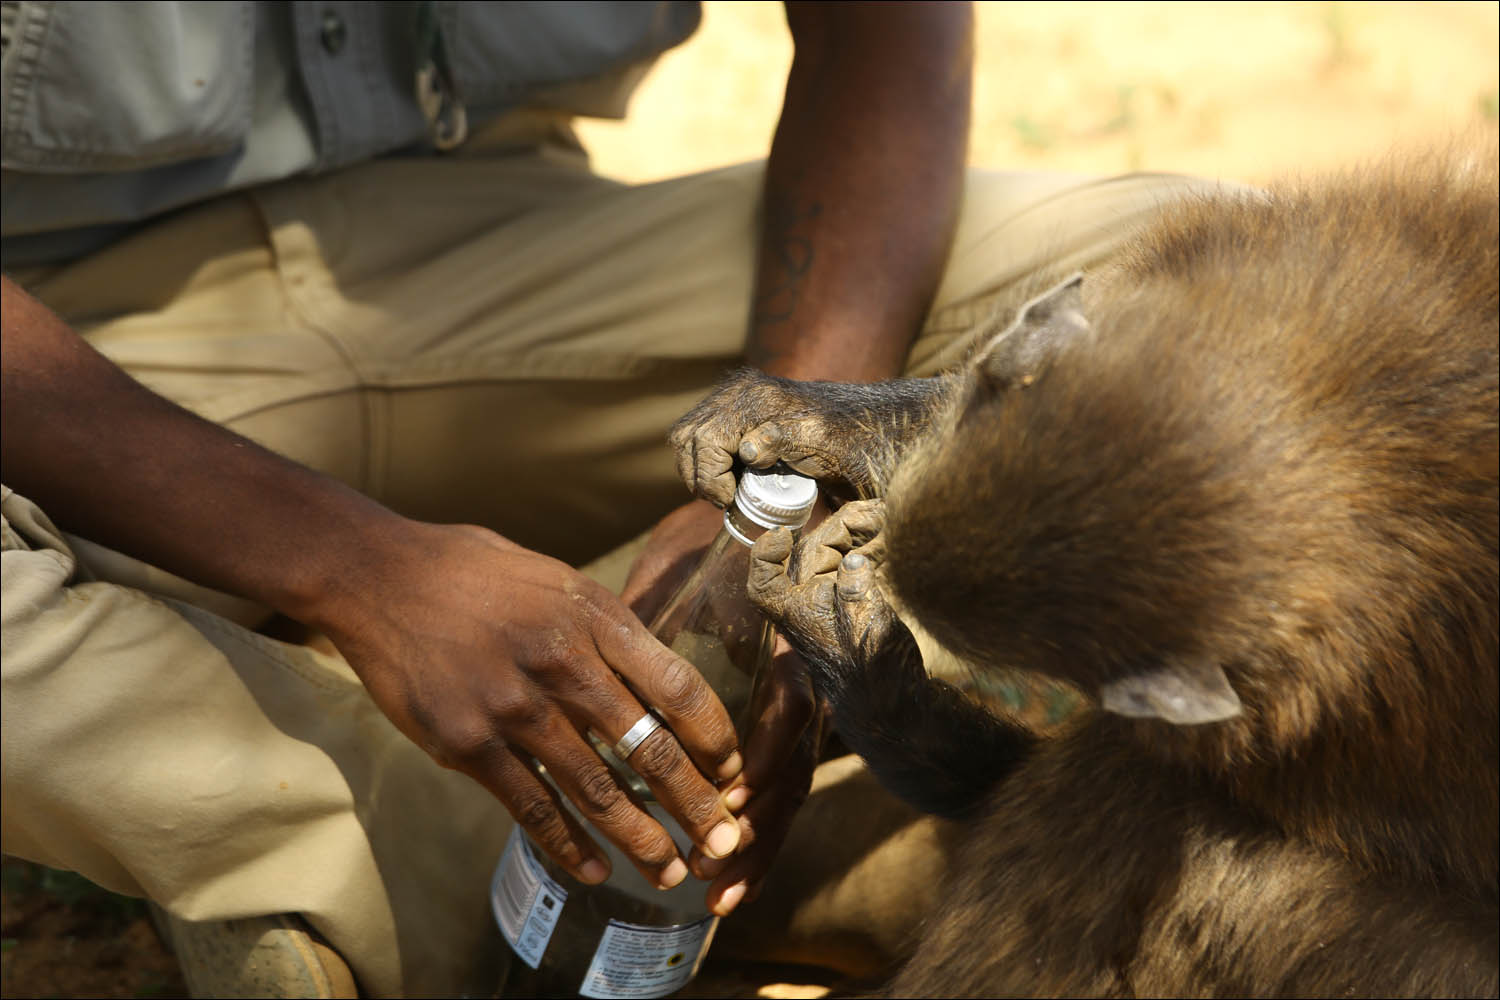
[{"left": 672, "top": 155, "right": 1499, "bottom": 996}]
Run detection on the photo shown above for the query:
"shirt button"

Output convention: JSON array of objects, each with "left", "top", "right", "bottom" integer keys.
[{"left": 320, "top": 10, "right": 346, "bottom": 54}]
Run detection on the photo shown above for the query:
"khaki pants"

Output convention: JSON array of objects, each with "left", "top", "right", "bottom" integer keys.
[{"left": 1, "top": 123, "right": 1223, "bottom": 996}]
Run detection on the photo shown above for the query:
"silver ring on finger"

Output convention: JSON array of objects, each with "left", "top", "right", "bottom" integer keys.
[{"left": 614, "top": 711, "right": 664, "bottom": 760}]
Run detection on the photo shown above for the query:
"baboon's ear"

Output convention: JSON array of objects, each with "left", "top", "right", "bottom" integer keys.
[
  {"left": 973, "top": 272, "right": 1090, "bottom": 390},
  {"left": 1098, "top": 660, "right": 1243, "bottom": 725}
]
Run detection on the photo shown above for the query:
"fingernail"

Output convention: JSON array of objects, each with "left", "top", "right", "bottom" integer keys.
[
  {"left": 658, "top": 857, "right": 688, "bottom": 890},
  {"left": 717, "top": 752, "right": 743, "bottom": 782},
  {"left": 697, "top": 853, "right": 730, "bottom": 879},
  {"left": 713, "top": 881, "right": 748, "bottom": 916},
  {"left": 842, "top": 552, "right": 868, "bottom": 570},
  {"left": 577, "top": 858, "right": 609, "bottom": 885},
  {"left": 739, "top": 440, "right": 759, "bottom": 462},
  {"left": 704, "top": 820, "right": 741, "bottom": 859},
  {"left": 725, "top": 785, "right": 751, "bottom": 812}
]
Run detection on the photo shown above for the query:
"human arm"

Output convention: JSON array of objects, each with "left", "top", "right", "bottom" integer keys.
[
  {"left": 621, "top": 0, "right": 973, "bottom": 909},
  {"left": 747, "top": 1, "right": 971, "bottom": 381},
  {"left": 0, "top": 275, "right": 744, "bottom": 887}
]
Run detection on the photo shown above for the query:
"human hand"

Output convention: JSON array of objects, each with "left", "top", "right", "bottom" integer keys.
[
  {"left": 310, "top": 518, "right": 745, "bottom": 889},
  {"left": 619, "top": 499, "right": 726, "bottom": 626},
  {"left": 689, "top": 632, "right": 826, "bottom": 916},
  {"left": 620, "top": 498, "right": 828, "bottom": 915}
]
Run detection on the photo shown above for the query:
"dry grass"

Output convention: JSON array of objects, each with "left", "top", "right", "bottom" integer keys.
[{"left": 579, "top": 1, "right": 1499, "bottom": 185}]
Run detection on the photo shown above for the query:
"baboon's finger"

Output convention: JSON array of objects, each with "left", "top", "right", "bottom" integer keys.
[
  {"left": 748, "top": 527, "right": 795, "bottom": 615},
  {"left": 793, "top": 543, "right": 845, "bottom": 584},
  {"left": 831, "top": 498, "right": 887, "bottom": 547},
  {"left": 837, "top": 551, "right": 876, "bottom": 602},
  {"left": 791, "top": 516, "right": 851, "bottom": 584},
  {"left": 800, "top": 508, "right": 854, "bottom": 553},
  {"left": 692, "top": 437, "right": 738, "bottom": 508},
  {"left": 738, "top": 422, "right": 787, "bottom": 468}
]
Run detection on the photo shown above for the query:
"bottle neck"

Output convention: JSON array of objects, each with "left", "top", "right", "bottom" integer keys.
[{"left": 723, "top": 503, "right": 772, "bottom": 546}]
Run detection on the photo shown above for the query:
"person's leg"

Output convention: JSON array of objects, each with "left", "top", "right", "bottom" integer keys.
[
  {"left": 0, "top": 486, "right": 513, "bottom": 997},
  {"left": 19, "top": 156, "right": 1223, "bottom": 567},
  {"left": 257, "top": 162, "right": 1228, "bottom": 565}
]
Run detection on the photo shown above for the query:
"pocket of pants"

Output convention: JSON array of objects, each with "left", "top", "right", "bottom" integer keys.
[{"left": 1, "top": 1, "right": 254, "bottom": 173}]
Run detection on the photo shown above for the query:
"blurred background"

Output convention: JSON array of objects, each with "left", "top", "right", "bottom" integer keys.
[
  {"left": 3, "top": 2, "right": 1497, "bottom": 997},
  {"left": 579, "top": 0, "right": 1499, "bottom": 183}
]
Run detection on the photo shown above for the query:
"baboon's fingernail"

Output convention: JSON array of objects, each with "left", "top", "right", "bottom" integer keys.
[
  {"left": 739, "top": 440, "right": 759, "bottom": 462},
  {"left": 842, "top": 552, "right": 868, "bottom": 570}
]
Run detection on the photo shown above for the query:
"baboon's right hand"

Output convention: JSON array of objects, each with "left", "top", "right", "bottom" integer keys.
[{"left": 670, "top": 369, "right": 942, "bottom": 506}]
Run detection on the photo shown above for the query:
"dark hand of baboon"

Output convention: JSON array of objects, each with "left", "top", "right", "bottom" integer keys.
[
  {"left": 669, "top": 368, "right": 949, "bottom": 506},
  {"left": 748, "top": 502, "right": 1027, "bottom": 819},
  {"left": 695, "top": 156, "right": 1497, "bottom": 996},
  {"left": 747, "top": 500, "right": 896, "bottom": 677}
]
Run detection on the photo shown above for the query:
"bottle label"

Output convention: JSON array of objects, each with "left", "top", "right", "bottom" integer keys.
[
  {"left": 579, "top": 915, "right": 718, "bottom": 998},
  {"left": 491, "top": 827, "right": 568, "bottom": 969}
]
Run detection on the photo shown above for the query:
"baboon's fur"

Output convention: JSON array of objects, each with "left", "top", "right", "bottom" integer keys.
[{"left": 684, "top": 155, "right": 1499, "bottom": 995}]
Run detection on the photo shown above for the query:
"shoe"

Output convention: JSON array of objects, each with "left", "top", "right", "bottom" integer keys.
[{"left": 149, "top": 904, "right": 359, "bottom": 998}]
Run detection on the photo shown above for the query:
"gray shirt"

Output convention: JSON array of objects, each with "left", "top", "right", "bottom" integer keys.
[{"left": 0, "top": 1, "right": 700, "bottom": 265}]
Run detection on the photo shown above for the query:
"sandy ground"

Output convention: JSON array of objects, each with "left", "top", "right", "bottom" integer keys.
[{"left": 3, "top": 3, "right": 1496, "bottom": 998}]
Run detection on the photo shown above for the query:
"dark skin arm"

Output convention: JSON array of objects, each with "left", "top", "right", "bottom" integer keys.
[
  {"left": 0, "top": 276, "right": 745, "bottom": 891},
  {"left": 621, "top": 1, "right": 973, "bottom": 912},
  {"left": 749, "top": 1, "right": 971, "bottom": 381}
]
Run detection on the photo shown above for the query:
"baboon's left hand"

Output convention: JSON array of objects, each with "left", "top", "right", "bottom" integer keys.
[{"left": 748, "top": 500, "right": 898, "bottom": 686}]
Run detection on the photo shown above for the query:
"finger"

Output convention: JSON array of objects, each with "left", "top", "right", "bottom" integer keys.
[
  {"left": 791, "top": 518, "right": 852, "bottom": 584},
  {"left": 537, "top": 587, "right": 744, "bottom": 871},
  {"left": 590, "top": 608, "right": 743, "bottom": 786},
  {"left": 837, "top": 551, "right": 876, "bottom": 602},
  {"left": 740, "top": 420, "right": 837, "bottom": 481},
  {"left": 673, "top": 432, "right": 696, "bottom": 493},
  {"left": 475, "top": 741, "right": 614, "bottom": 885},
  {"left": 608, "top": 713, "right": 743, "bottom": 863},
  {"left": 688, "top": 640, "right": 815, "bottom": 881},
  {"left": 688, "top": 810, "right": 749, "bottom": 882},
  {"left": 740, "top": 642, "right": 818, "bottom": 793},
  {"left": 830, "top": 498, "right": 887, "bottom": 546},
  {"left": 789, "top": 499, "right": 887, "bottom": 583},
  {"left": 692, "top": 436, "right": 738, "bottom": 508},
  {"left": 748, "top": 527, "right": 795, "bottom": 616},
  {"left": 856, "top": 530, "right": 888, "bottom": 567},
  {"left": 532, "top": 721, "right": 696, "bottom": 889},
  {"left": 701, "top": 713, "right": 823, "bottom": 916},
  {"left": 737, "top": 421, "right": 786, "bottom": 468}
]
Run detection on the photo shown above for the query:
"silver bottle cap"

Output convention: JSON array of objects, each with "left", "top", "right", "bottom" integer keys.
[{"left": 732, "top": 465, "right": 818, "bottom": 531}]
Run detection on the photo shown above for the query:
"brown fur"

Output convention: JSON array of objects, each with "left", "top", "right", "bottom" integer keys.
[
  {"left": 871, "top": 155, "right": 1498, "bottom": 995},
  {"left": 674, "top": 153, "right": 1498, "bottom": 995}
]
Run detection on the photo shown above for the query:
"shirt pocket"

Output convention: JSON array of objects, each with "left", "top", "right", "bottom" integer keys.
[
  {"left": 439, "top": 1, "right": 699, "bottom": 113},
  {"left": 1, "top": 1, "right": 254, "bottom": 173}
]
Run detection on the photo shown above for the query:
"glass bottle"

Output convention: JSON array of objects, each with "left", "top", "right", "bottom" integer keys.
[{"left": 491, "top": 467, "right": 818, "bottom": 998}]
